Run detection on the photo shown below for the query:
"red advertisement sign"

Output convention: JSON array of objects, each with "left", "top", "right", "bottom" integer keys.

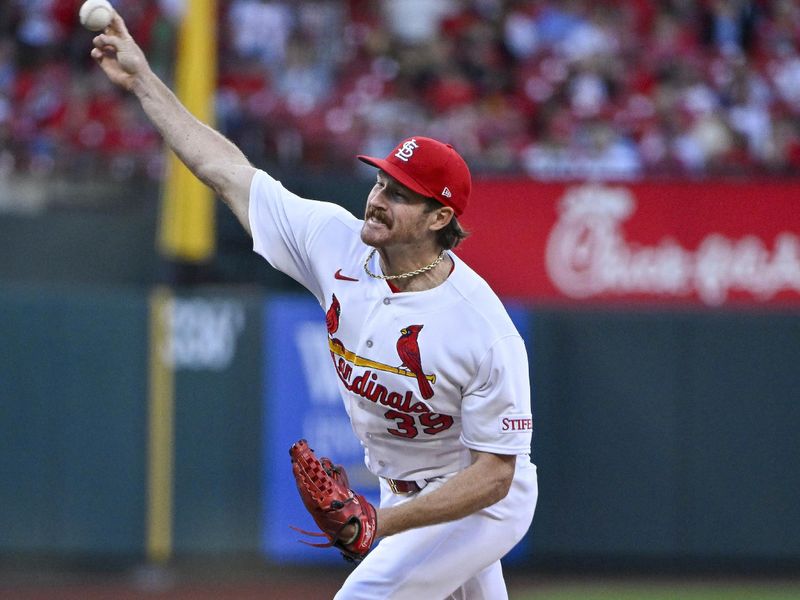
[{"left": 457, "top": 180, "right": 800, "bottom": 308}]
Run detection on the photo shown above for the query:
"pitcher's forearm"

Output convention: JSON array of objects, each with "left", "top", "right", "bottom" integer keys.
[
  {"left": 376, "top": 451, "right": 516, "bottom": 538},
  {"left": 131, "top": 69, "right": 249, "bottom": 182},
  {"left": 129, "top": 68, "right": 254, "bottom": 231}
]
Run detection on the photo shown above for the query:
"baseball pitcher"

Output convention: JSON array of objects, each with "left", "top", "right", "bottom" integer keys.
[{"left": 90, "top": 10, "right": 537, "bottom": 600}]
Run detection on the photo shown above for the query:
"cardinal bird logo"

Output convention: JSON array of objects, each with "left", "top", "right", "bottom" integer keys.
[
  {"left": 326, "top": 294, "right": 341, "bottom": 335},
  {"left": 396, "top": 324, "right": 434, "bottom": 399}
]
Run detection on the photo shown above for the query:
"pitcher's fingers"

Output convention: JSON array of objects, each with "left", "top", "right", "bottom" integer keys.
[
  {"left": 107, "top": 13, "right": 130, "bottom": 37},
  {"left": 90, "top": 47, "right": 103, "bottom": 61},
  {"left": 92, "top": 33, "right": 117, "bottom": 50}
]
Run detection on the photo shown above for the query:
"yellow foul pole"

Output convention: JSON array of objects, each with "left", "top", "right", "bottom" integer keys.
[
  {"left": 147, "top": 287, "right": 174, "bottom": 563},
  {"left": 158, "top": 0, "right": 218, "bottom": 262},
  {"left": 148, "top": 0, "right": 218, "bottom": 565}
]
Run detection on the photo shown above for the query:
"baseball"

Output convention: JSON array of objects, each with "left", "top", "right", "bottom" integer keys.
[{"left": 79, "top": 0, "right": 114, "bottom": 32}]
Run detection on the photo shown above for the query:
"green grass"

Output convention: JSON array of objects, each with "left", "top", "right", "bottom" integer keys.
[{"left": 510, "top": 582, "right": 800, "bottom": 600}]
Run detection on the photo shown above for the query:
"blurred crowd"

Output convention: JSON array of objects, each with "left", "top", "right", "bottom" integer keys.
[{"left": 1, "top": 0, "right": 800, "bottom": 185}]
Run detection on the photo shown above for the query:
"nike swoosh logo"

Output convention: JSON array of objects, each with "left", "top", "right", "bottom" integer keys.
[{"left": 334, "top": 269, "right": 359, "bottom": 282}]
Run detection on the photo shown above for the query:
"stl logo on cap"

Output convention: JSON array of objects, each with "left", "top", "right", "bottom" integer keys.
[{"left": 394, "top": 138, "right": 419, "bottom": 162}]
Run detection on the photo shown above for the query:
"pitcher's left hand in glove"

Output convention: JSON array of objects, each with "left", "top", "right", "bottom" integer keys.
[{"left": 289, "top": 439, "right": 377, "bottom": 562}]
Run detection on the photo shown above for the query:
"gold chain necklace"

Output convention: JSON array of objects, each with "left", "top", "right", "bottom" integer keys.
[{"left": 363, "top": 248, "right": 446, "bottom": 281}]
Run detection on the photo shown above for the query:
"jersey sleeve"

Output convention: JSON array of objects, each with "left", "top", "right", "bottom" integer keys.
[
  {"left": 248, "top": 169, "right": 354, "bottom": 302},
  {"left": 459, "top": 334, "right": 533, "bottom": 455}
]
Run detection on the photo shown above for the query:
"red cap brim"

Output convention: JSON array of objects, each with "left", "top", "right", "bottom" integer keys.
[{"left": 357, "top": 155, "right": 437, "bottom": 200}]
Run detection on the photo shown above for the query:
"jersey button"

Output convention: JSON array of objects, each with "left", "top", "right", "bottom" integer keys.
[
  {"left": 366, "top": 340, "right": 373, "bottom": 348},
  {"left": 378, "top": 460, "right": 386, "bottom": 467},
  {"left": 383, "top": 298, "right": 391, "bottom": 305}
]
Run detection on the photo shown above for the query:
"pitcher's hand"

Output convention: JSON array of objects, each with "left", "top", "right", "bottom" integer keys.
[{"left": 90, "top": 14, "right": 149, "bottom": 91}]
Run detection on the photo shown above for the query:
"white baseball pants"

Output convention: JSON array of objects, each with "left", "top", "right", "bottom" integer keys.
[{"left": 335, "top": 458, "right": 538, "bottom": 600}]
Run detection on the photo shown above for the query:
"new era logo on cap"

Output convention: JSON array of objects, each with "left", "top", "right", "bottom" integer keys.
[{"left": 357, "top": 136, "right": 472, "bottom": 216}]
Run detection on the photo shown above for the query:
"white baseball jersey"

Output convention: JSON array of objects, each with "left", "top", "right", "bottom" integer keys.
[{"left": 249, "top": 170, "right": 533, "bottom": 481}]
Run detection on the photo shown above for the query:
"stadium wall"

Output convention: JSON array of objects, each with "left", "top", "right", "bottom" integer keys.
[{"left": 1, "top": 283, "right": 798, "bottom": 570}]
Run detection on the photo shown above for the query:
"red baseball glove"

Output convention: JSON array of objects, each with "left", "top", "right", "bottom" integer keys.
[{"left": 289, "top": 439, "right": 377, "bottom": 563}]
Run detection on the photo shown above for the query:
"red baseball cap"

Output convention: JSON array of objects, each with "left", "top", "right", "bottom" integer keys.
[{"left": 357, "top": 136, "right": 472, "bottom": 216}]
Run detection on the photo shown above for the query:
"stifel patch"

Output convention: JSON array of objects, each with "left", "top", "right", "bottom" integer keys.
[{"left": 499, "top": 414, "right": 533, "bottom": 433}]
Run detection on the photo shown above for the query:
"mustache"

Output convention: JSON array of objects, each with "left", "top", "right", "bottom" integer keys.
[{"left": 365, "top": 208, "right": 390, "bottom": 225}]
